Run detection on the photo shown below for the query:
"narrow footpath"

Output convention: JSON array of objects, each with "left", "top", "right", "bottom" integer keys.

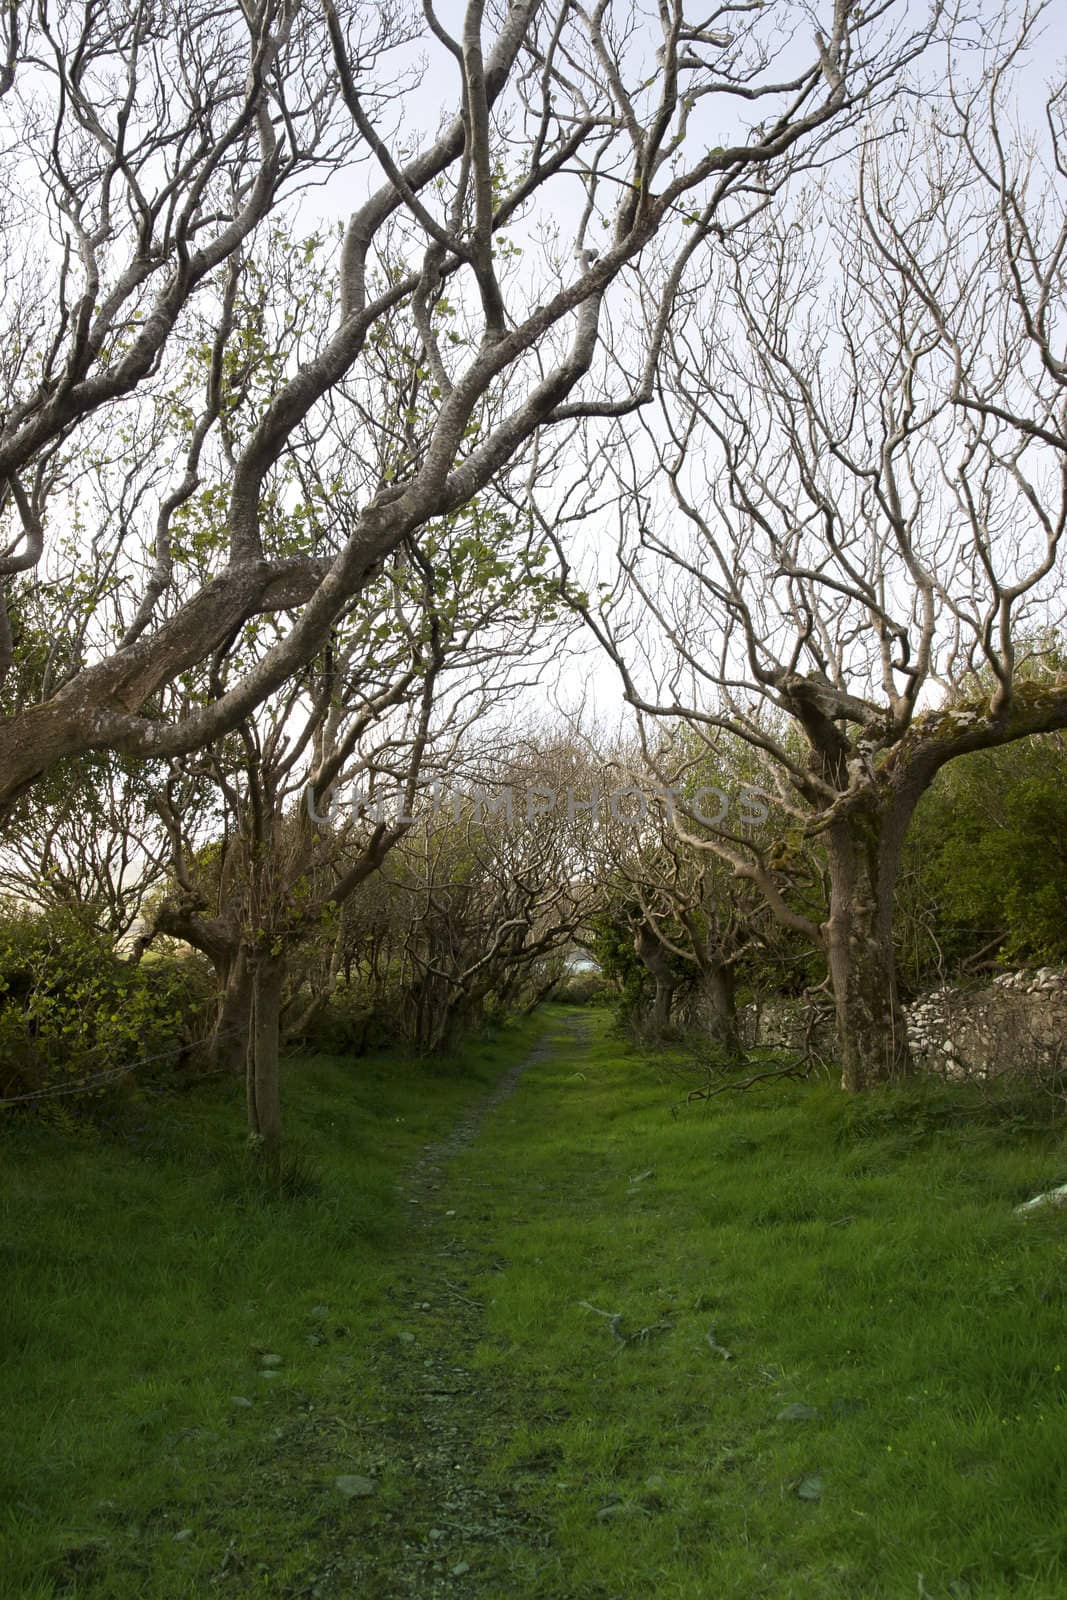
[{"left": 344, "top": 1012, "right": 590, "bottom": 1597}]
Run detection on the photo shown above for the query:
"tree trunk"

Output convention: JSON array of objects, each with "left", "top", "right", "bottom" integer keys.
[
  {"left": 409, "top": 972, "right": 456, "bottom": 1054},
  {"left": 283, "top": 922, "right": 345, "bottom": 1045},
  {"left": 522, "top": 975, "right": 561, "bottom": 1014},
  {"left": 824, "top": 804, "right": 913, "bottom": 1091},
  {"left": 650, "top": 974, "right": 675, "bottom": 1035},
  {"left": 246, "top": 953, "right": 284, "bottom": 1161},
  {"left": 214, "top": 946, "right": 252, "bottom": 1075},
  {"left": 635, "top": 924, "right": 678, "bottom": 1037},
  {"left": 701, "top": 960, "right": 741, "bottom": 1055}
]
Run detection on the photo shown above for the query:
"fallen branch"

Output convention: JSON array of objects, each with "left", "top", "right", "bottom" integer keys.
[
  {"left": 687, "top": 1062, "right": 810, "bottom": 1102},
  {"left": 579, "top": 1301, "right": 628, "bottom": 1344},
  {"left": 443, "top": 1279, "right": 484, "bottom": 1309},
  {"left": 705, "top": 1325, "right": 734, "bottom": 1360},
  {"left": 579, "top": 1301, "right": 671, "bottom": 1348}
]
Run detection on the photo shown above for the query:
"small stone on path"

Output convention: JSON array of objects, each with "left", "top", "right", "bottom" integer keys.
[
  {"left": 335, "top": 1474, "right": 376, "bottom": 1499},
  {"left": 777, "top": 1402, "right": 819, "bottom": 1422},
  {"left": 597, "top": 1500, "right": 645, "bottom": 1521}
]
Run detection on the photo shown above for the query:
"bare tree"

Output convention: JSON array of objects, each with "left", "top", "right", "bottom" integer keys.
[
  {"left": 561, "top": 27, "right": 1067, "bottom": 1089},
  {"left": 132, "top": 503, "right": 552, "bottom": 1151},
  {"left": 586, "top": 733, "right": 817, "bottom": 1044},
  {"left": 0, "top": 0, "right": 940, "bottom": 812},
  {"left": 390, "top": 734, "right": 595, "bottom": 1050},
  {"left": 602, "top": 802, "right": 761, "bottom": 1049}
]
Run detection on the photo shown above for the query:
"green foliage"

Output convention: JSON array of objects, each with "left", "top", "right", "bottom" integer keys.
[
  {"left": 0, "top": 904, "right": 211, "bottom": 1103},
  {"left": 588, "top": 905, "right": 660, "bottom": 1025},
  {"left": 553, "top": 968, "right": 610, "bottom": 1005},
  {"left": 901, "top": 733, "right": 1067, "bottom": 984},
  {"left": 292, "top": 982, "right": 395, "bottom": 1058}
]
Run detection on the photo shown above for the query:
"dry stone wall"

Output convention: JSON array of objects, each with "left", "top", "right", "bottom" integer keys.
[
  {"left": 905, "top": 969, "right": 1067, "bottom": 1080},
  {"left": 741, "top": 969, "right": 1067, "bottom": 1078}
]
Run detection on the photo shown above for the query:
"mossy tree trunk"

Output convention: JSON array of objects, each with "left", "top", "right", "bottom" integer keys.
[
  {"left": 700, "top": 959, "right": 741, "bottom": 1055},
  {"left": 246, "top": 950, "right": 285, "bottom": 1162},
  {"left": 823, "top": 798, "right": 916, "bottom": 1091}
]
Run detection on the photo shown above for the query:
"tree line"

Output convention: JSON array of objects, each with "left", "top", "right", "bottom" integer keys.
[{"left": 1, "top": 0, "right": 1065, "bottom": 1144}]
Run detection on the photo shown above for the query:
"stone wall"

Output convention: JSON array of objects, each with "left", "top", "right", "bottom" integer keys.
[
  {"left": 740, "top": 968, "right": 1067, "bottom": 1078},
  {"left": 740, "top": 996, "right": 836, "bottom": 1059},
  {"left": 905, "top": 969, "right": 1067, "bottom": 1080}
]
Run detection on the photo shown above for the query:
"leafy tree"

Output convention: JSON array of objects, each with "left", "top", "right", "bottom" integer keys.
[
  {"left": 0, "top": 903, "right": 210, "bottom": 1102},
  {"left": 902, "top": 733, "right": 1067, "bottom": 982}
]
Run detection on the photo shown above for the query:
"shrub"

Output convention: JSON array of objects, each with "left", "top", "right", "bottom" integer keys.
[
  {"left": 291, "top": 981, "right": 395, "bottom": 1057},
  {"left": 0, "top": 903, "right": 211, "bottom": 1105},
  {"left": 555, "top": 969, "right": 610, "bottom": 1006}
]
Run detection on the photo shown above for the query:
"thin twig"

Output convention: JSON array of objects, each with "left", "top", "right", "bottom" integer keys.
[
  {"left": 687, "top": 1062, "right": 810, "bottom": 1103},
  {"left": 443, "top": 1279, "right": 483, "bottom": 1310}
]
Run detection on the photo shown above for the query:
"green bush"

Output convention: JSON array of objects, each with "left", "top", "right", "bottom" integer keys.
[
  {"left": 900, "top": 727, "right": 1067, "bottom": 985},
  {"left": 291, "top": 980, "right": 394, "bottom": 1057},
  {"left": 0, "top": 904, "right": 211, "bottom": 1104},
  {"left": 554, "top": 968, "right": 610, "bottom": 1005}
]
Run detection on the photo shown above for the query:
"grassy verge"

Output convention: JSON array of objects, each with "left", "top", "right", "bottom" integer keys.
[
  {"left": 7, "top": 1004, "right": 1067, "bottom": 1599},
  {"left": 453, "top": 1008, "right": 1067, "bottom": 1599},
  {"left": 0, "top": 1014, "right": 545, "bottom": 1600}
]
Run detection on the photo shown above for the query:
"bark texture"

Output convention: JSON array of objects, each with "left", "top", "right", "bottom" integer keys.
[
  {"left": 634, "top": 924, "right": 679, "bottom": 1037},
  {"left": 247, "top": 954, "right": 284, "bottom": 1159},
  {"left": 823, "top": 803, "right": 914, "bottom": 1091}
]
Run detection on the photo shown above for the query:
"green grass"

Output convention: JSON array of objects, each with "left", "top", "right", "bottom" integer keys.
[
  {"left": 0, "top": 1016, "right": 545, "bottom": 1599},
  {"left": 5, "top": 1005, "right": 1067, "bottom": 1598},
  {"left": 451, "top": 1009, "right": 1067, "bottom": 1599}
]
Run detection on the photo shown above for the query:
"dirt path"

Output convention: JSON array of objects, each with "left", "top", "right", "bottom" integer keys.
[{"left": 350, "top": 1014, "right": 587, "bottom": 1597}]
